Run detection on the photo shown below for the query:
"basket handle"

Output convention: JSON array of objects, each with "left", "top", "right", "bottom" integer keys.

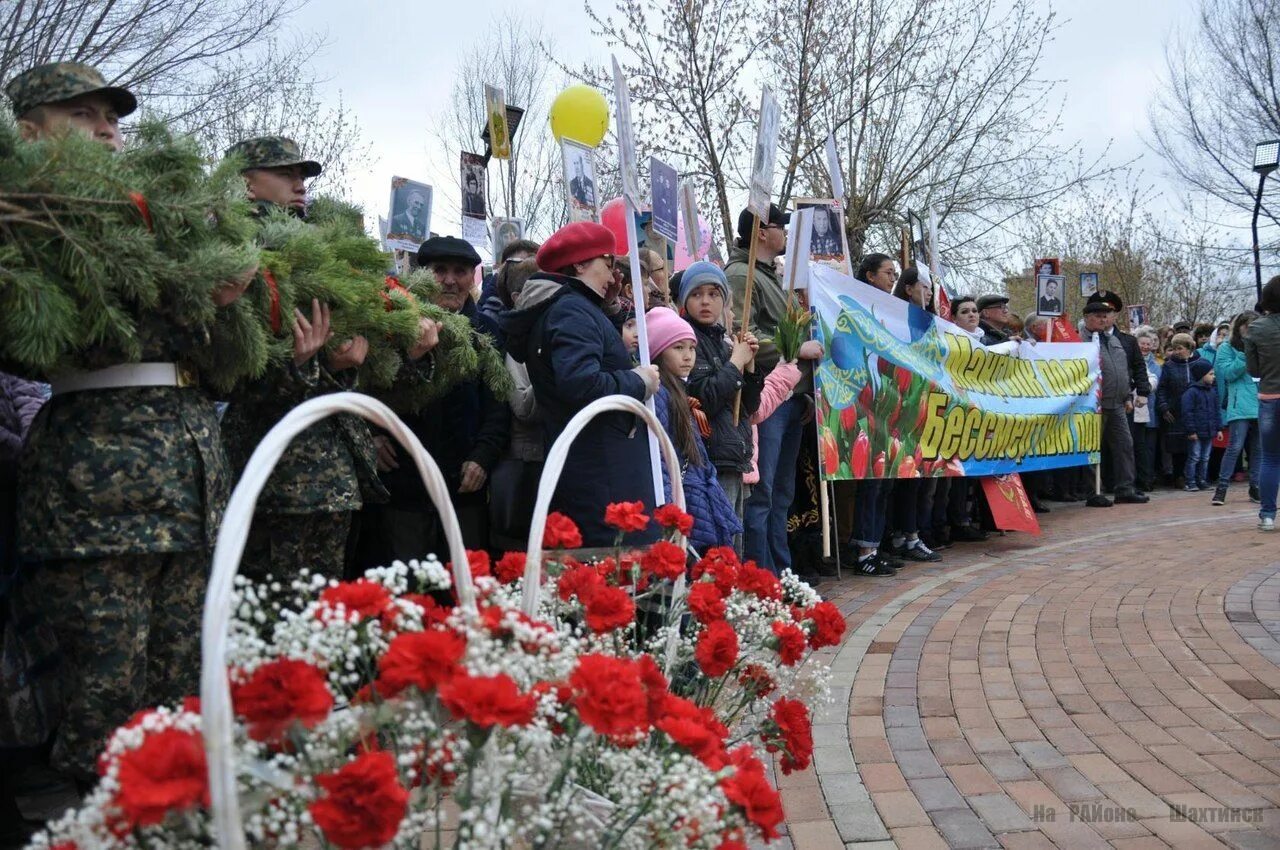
[{"left": 201, "top": 392, "right": 474, "bottom": 850}]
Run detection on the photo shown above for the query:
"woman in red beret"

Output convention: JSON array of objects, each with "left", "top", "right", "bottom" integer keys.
[{"left": 500, "top": 221, "right": 662, "bottom": 545}]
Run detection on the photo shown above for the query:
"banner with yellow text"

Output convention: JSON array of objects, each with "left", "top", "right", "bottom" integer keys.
[{"left": 810, "top": 266, "right": 1101, "bottom": 479}]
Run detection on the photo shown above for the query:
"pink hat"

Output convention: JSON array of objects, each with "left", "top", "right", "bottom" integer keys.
[{"left": 645, "top": 306, "right": 695, "bottom": 358}]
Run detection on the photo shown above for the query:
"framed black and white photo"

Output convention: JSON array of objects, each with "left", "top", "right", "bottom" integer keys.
[
  {"left": 748, "top": 86, "right": 781, "bottom": 217},
  {"left": 460, "top": 152, "right": 487, "bottom": 220},
  {"left": 386, "top": 177, "right": 433, "bottom": 253},
  {"left": 1128, "top": 304, "right": 1147, "bottom": 329},
  {"left": 1079, "top": 271, "right": 1099, "bottom": 298},
  {"left": 649, "top": 157, "right": 678, "bottom": 243},
  {"left": 561, "top": 138, "right": 598, "bottom": 223},
  {"left": 1036, "top": 274, "right": 1065, "bottom": 317},
  {"left": 794, "top": 198, "right": 850, "bottom": 274},
  {"left": 492, "top": 217, "right": 526, "bottom": 258}
]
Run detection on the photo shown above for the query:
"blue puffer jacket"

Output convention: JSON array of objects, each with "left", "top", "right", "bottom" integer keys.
[
  {"left": 1180, "top": 382, "right": 1221, "bottom": 440},
  {"left": 654, "top": 386, "right": 743, "bottom": 552},
  {"left": 1156, "top": 352, "right": 1204, "bottom": 439}
]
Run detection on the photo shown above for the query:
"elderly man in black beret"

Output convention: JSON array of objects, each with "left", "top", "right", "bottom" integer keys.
[{"left": 355, "top": 236, "right": 510, "bottom": 566}]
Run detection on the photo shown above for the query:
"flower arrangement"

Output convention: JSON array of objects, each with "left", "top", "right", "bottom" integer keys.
[{"left": 27, "top": 504, "right": 842, "bottom": 850}]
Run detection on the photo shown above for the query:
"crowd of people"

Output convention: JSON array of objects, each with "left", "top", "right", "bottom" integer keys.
[{"left": 2, "top": 60, "right": 1280, "bottom": 845}]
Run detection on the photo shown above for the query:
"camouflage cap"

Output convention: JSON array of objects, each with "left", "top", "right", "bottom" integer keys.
[
  {"left": 225, "top": 136, "right": 322, "bottom": 178},
  {"left": 5, "top": 61, "right": 137, "bottom": 118}
]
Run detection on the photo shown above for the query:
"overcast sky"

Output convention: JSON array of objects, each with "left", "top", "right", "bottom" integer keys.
[{"left": 301, "top": 0, "right": 1200, "bottom": 247}]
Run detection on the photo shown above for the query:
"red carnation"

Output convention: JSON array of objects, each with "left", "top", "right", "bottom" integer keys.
[
  {"left": 694, "top": 548, "right": 741, "bottom": 596},
  {"left": 660, "top": 693, "right": 729, "bottom": 739},
  {"left": 230, "top": 658, "right": 333, "bottom": 743},
  {"left": 737, "top": 565, "right": 783, "bottom": 601},
  {"left": 558, "top": 562, "right": 604, "bottom": 602},
  {"left": 738, "top": 663, "right": 776, "bottom": 699},
  {"left": 720, "top": 763, "right": 784, "bottom": 840},
  {"left": 439, "top": 672, "right": 537, "bottom": 728},
  {"left": 375, "top": 628, "right": 467, "bottom": 697},
  {"left": 447, "top": 550, "right": 491, "bottom": 579},
  {"left": 604, "top": 501, "right": 650, "bottom": 533},
  {"left": 653, "top": 504, "right": 694, "bottom": 536},
  {"left": 582, "top": 584, "right": 636, "bottom": 633},
  {"left": 772, "top": 622, "right": 807, "bottom": 665},
  {"left": 569, "top": 654, "right": 650, "bottom": 743},
  {"left": 805, "top": 600, "right": 846, "bottom": 649},
  {"left": 494, "top": 552, "right": 527, "bottom": 584},
  {"left": 399, "top": 594, "right": 451, "bottom": 627},
  {"left": 695, "top": 620, "right": 739, "bottom": 677},
  {"left": 766, "top": 698, "right": 814, "bottom": 774},
  {"left": 686, "top": 582, "right": 726, "bottom": 623},
  {"left": 657, "top": 716, "right": 728, "bottom": 767},
  {"left": 641, "top": 540, "right": 687, "bottom": 581},
  {"left": 636, "top": 654, "right": 670, "bottom": 723},
  {"left": 112, "top": 727, "right": 209, "bottom": 828},
  {"left": 309, "top": 750, "right": 409, "bottom": 849},
  {"left": 319, "top": 579, "right": 392, "bottom": 621},
  {"left": 543, "top": 512, "right": 584, "bottom": 549}
]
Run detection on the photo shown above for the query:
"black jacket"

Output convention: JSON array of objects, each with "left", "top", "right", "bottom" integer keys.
[
  {"left": 383, "top": 298, "right": 510, "bottom": 503},
  {"left": 500, "top": 273, "right": 657, "bottom": 546},
  {"left": 685, "top": 320, "right": 764, "bottom": 474},
  {"left": 979, "top": 321, "right": 1009, "bottom": 346}
]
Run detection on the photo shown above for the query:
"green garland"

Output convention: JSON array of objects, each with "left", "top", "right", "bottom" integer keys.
[
  {"left": 247, "top": 198, "right": 512, "bottom": 409},
  {"left": 0, "top": 118, "right": 263, "bottom": 384}
]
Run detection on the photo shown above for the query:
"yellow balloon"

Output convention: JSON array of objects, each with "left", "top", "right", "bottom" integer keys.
[{"left": 549, "top": 85, "right": 610, "bottom": 148}]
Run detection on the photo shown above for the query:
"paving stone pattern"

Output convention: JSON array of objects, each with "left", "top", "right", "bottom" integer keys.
[{"left": 772, "top": 490, "right": 1280, "bottom": 849}]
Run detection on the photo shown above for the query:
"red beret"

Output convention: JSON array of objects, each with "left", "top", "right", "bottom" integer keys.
[{"left": 536, "top": 221, "right": 616, "bottom": 272}]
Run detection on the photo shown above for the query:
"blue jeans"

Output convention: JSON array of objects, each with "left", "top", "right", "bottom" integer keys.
[
  {"left": 1259, "top": 399, "right": 1280, "bottom": 520},
  {"left": 1217, "top": 419, "right": 1259, "bottom": 487},
  {"left": 744, "top": 396, "right": 804, "bottom": 572},
  {"left": 852, "top": 479, "right": 892, "bottom": 550},
  {"left": 1185, "top": 438, "right": 1211, "bottom": 486}
]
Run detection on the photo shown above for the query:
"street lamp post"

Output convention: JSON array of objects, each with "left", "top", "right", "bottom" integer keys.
[{"left": 1253, "top": 140, "right": 1280, "bottom": 302}]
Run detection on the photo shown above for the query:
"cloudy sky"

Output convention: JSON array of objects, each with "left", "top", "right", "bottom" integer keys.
[{"left": 301, "top": 0, "right": 1201, "bottom": 247}]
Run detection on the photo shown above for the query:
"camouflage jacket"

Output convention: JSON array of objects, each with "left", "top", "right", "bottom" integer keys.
[{"left": 220, "top": 359, "right": 388, "bottom": 515}]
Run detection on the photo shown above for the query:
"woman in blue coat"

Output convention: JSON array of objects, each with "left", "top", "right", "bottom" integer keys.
[
  {"left": 500, "top": 222, "right": 661, "bottom": 546},
  {"left": 1213, "top": 312, "right": 1260, "bottom": 504}
]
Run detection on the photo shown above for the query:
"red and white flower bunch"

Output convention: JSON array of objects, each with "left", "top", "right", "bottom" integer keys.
[{"left": 27, "top": 504, "right": 844, "bottom": 850}]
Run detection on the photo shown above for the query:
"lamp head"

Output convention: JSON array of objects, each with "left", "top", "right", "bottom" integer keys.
[{"left": 1254, "top": 140, "right": 1280, "bottom": 175}]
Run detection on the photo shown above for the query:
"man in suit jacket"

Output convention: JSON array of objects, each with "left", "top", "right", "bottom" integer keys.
[
  {"left": 569, "top": 159, "right": 595, "bottom": 207},
  {"left": 391, "top": 191, "right": 429, "bottom": 237}
]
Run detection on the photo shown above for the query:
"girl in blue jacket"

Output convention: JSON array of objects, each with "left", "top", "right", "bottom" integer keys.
[
  {"left": 1212, "top": 312, "right": 1260, "bottom": 504},
  {"left": 646, "top": 306, "right": 744, "bottom": 554}
]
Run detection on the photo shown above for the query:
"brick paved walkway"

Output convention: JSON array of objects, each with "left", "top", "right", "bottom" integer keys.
[{"left": 777, "top": 489, "right": 1280, "bottom": 849}]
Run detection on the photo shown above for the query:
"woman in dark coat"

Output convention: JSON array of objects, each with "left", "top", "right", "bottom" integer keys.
[{"left": 500, "top": 222, "right": 661, "bottom": 546}]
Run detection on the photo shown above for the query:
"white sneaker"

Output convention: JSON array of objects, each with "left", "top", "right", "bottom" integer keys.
[{"left": 1260, "top": 517, "right": 1276, "bottom": 532}]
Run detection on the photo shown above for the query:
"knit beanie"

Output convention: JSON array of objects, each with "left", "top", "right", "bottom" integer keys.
[
  {"left": 1190, "top": 359, "right": 1213, "bottom": 382},
  {"left": 645, "top": 306, "right": 696, "bottom": 359},
  {"left": 677, "top": 261, "right": 729, "bottom": 309}
]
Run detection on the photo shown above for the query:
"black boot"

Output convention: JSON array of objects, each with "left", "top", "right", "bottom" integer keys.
[{"left": 1211, "top": 483, "right": 1228, "bottom": 506}]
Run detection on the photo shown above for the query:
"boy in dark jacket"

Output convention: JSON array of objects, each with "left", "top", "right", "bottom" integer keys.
[
  {"left": 678, "top": 262, "right": 764, "bottom": 538},
  {"left": 1180, "top": 359, "right": 1220, "bottom": 491},
  {"left": 1156, "top": 333, "right": 1203, "bottom": 486}
]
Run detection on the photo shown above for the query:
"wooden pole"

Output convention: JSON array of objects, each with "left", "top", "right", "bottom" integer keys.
[{"left": 732, "top": 213, "right": 762, "bottom": 425}]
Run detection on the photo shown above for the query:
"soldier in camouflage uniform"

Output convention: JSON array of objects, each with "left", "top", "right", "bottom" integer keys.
[
  {"left": 220, "top": 136, "right": 389, "bottom": 587},
  {"left": 5, "top": 62, "right": 257, "bottom": 783}
]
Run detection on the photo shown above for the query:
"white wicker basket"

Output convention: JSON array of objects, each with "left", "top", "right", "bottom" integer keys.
[
  {"left": 200, "top": 392, "right": 477, "bottom": 850},
  {"left": 519, "top": 394, "right": 690, "bottom": 672}
]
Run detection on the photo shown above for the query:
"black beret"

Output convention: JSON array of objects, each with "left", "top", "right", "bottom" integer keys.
[{"left": 417, "top": 235, "right": 481, "bottom": 267}]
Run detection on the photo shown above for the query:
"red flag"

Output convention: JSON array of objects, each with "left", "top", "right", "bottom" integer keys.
[
  {"left": 980, "top": 474, "right": 1041, "bottom": 535},
  {"left": 935, "top": 285, "right": 951, "bottom": 322},
  {"left": 1049, "top": 316, "right": 1080, "bottom": 342}
]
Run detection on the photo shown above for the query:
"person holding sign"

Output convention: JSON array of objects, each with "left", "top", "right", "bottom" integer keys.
[
  {"left": 726, "top": 204, "right": 823, "bottom": 573},
  {"left": 500, "top": 221, "right": 661, "bottom": 546}
]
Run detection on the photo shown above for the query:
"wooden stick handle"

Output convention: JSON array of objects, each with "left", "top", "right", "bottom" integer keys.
[{"left": 734, "top": 213, "right": 762, "bottom": 425}]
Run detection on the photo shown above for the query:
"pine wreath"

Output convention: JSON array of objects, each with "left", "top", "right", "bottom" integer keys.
[{"left": 0, "top": 118, "right": 265, "bottom": 385}]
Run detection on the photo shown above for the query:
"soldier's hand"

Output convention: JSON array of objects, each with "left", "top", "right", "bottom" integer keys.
[
  {"left": 212, "top": 262, "right": 259, "bottom": 307},
  {"left": 374, "top": 435, "right": 399, "bottom": 471},
  {"left": 409, "top": 317, "right": 442, "bottom": 360},
  {"left": 328, "top": 335, "right": 369, "bottom": 372},
  {"left": 458, "top": 461, "right": 488, "bottom": 494},
  {"left": 293, "top": 299, "right": 333, "bottom": 366}
]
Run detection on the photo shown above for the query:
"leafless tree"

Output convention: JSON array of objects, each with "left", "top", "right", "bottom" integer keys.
[
  {"left": 1, "top": 0, "right": 369, "bottom": 196},
  {"left": 578, "top": 0, "right": 765, "bottom": 247},
  {"left": 767, "top": 0, "right": 1119, "bottom": 274},
  {"left": 1149, "top": 0, "right": 1280, "bottom": 250},
  {"left": 431, "top": 13, "right": 568, "bottom": 240}
]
